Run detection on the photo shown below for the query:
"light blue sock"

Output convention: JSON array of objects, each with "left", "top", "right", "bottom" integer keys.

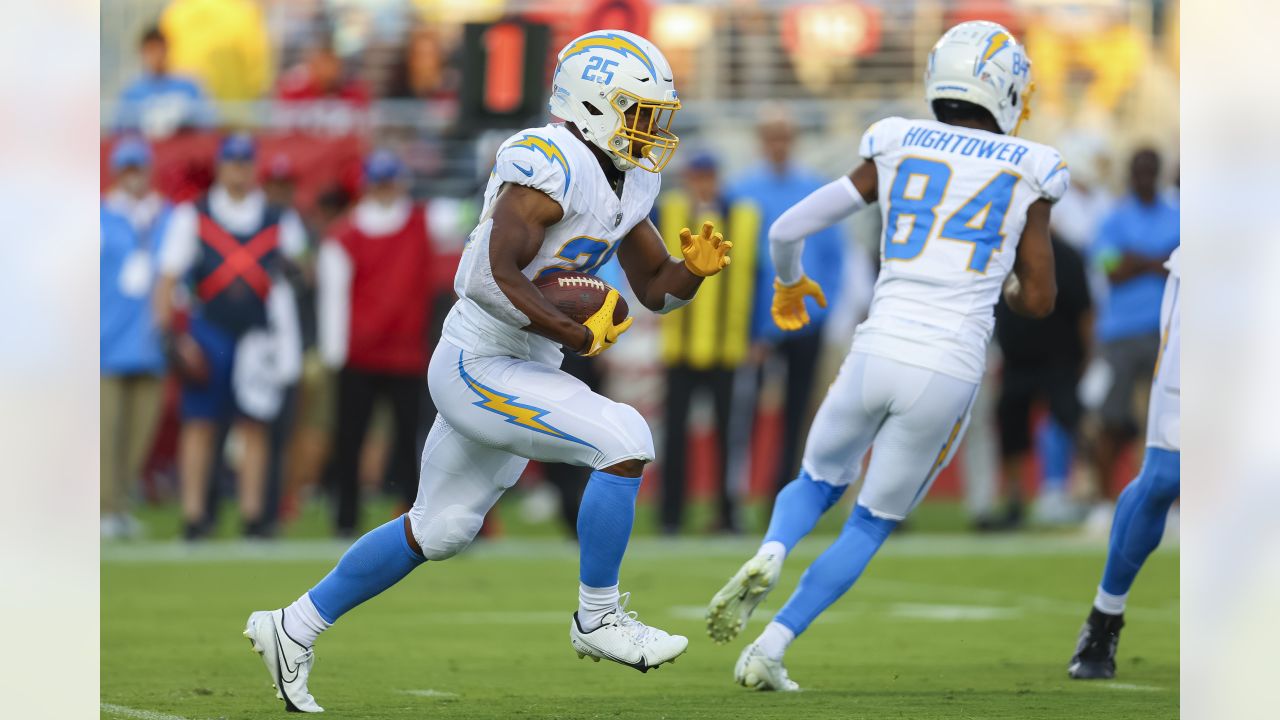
[
  {"left": 577, "top": 469, "right": 641, "bottom": 587},
  {"left": 763, "top": 470, "right": 847, "bottom": 553},
  {"left": 773, "top": 504, "right": 898, "bottom": 636},
  {"left": 1100, "top": 447, "right": 1180, "bottom": 597},
  {"left": 308, "top": 515, "right": 425, "bottom": 624},
  {"left": 1037, "top": 419, "right": 1074, "bottom": 492}
]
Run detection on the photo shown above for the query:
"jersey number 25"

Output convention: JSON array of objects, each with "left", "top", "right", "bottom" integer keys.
[{"left": 883, "top": 157, "right": 1019, "bottom": 274}]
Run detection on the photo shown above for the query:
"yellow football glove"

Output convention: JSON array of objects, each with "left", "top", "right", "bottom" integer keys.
[
  {"left": 772, "top": 276, "right": 827, "bottom": 331},
  {"left": 680, "top": 220, "right": 732, "bottom": 277},
  {"left": 579, "top": 289, "right": 634, "bottom": 357}
]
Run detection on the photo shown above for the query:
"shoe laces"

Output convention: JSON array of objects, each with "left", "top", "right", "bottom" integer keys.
[
  {"left": 293, "top": 648, "right": 315, "bottom": 668},
  {"left": 605, "top": 592, "right": 656, "bottom": 645}
]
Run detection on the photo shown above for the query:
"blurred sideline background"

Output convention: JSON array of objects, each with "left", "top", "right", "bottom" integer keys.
[{"left": 98, "top": 0, "right": 1181, "bottom": 544}]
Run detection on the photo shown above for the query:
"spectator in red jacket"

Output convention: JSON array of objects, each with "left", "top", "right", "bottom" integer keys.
[
  {"left": 276, "top": 37, "right": 370, "bottom": 106},
  {"left": 317, "top": 150, "right": 438, "bottom": 535}
]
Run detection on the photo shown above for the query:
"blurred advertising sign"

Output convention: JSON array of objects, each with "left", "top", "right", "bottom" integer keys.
[
  {"left": 781, "top": 2, "right": 882, "bottom": 90},
  {"left": 460, "top": 21, "right": 552, "bottom": 128},
  {"left": 781, "top": 2, "right": 882, "bottom": 59}
]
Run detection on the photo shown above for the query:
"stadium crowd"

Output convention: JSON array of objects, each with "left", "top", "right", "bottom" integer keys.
[{"left": 101, "top": 1, "right": 1179, "bottom": 542}]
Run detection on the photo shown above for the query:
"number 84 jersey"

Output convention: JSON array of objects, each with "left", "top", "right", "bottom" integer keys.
[
  {"left": 444, "top": 123, "right": 660, "bottom": 365},
  {"left": 855, "top": 116, "right": 1070, "bottom": 384}
]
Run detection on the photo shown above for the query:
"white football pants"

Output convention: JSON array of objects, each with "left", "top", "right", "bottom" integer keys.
[{"left": 801, "top": 351, "right": 979, "bottom": 520}]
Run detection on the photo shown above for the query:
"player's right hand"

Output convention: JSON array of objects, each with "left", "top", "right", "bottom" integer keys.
[
  {"left": 579, "top": 289, "right": 634, "bottom": 357},
  {"left": 771, "top": 276, "right": 827, "bottom": 331}
]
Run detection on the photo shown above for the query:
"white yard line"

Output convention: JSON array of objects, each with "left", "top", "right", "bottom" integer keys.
[
  {"left": 100, "top": 703, "right": 191, "bottom": 720},
  {"left": 400, "top": 689, "right": 459, "bottom": 699},
  {"left": 1104, "top": 682, "right": 1166, "bottom": 692},
  {"left": 103, "top": 534, "right": 1167, "bottom": 565}
]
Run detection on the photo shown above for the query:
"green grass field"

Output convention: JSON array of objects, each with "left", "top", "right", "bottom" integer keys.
[{"left": 102, "top": 511, "right": 1178, "bottom": 720}]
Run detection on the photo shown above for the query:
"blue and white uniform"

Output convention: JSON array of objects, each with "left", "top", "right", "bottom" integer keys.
[
  {"left": 412, "top": 124, "right": 661, "bottom": 558},
  {"left": 1147, "top": 248, "right": 1180, "bottom": 452},
  {"left": 802, "top": 116, "right": 1069, "bottom": 519}
]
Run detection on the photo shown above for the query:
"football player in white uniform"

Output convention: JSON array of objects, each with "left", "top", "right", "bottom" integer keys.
[
  {"left": 244, "top": 30, "right": 731, "bottom": 712},
  {"left": 706, "top": 21, "right": 1066, "bottom": 690},
  {"left": 1068, "top": 247, "right": 1179, "bottom": 680}
]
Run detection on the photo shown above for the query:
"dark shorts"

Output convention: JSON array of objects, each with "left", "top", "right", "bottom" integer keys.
[
  {"left": 997, "top": 361, "right": 1082, "bottom": 457},
  {"left": 1099, "top": 333, "right": 1160, "bottom": 435},
  {"left": 180, "top": 316, "right": 238, "bottom": 421}
]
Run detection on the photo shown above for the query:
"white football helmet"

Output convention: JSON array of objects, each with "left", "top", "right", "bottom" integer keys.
[
  {"left": 548, "top": 30, "right": 681, "bottom": 173},
  {"left": 924, "top": 21, "right": 1034, "bottom": 135}
]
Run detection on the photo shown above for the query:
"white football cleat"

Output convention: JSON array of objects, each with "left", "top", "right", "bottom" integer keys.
[
  {"left": 735, "top": 642, "right": 800, "bottom": 692},
  {"left": 244, "top": 610, "right": 324, "bottom": 713},
  {"left": 569, "top": 592, "right": 688, "bottom": 673},
  {"left": 706, "top": 549, "right": 783, "bottom": 643}
]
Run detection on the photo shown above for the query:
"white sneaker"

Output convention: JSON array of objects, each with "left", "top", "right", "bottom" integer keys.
[
  {"left": 244, "top": 610, "right": 324, "bottom": 713},
  {"left": 706, "top": 549, "right": 783, "bottom": 644},
  {"left": 1032, "top": 488, "right": 1083, "bottom": 526},
  {"left": 569, "top": 592, "right": 688, "bottom": 672},
  {"left": 734, "top": 642, "right": 800, "bottom": 691}
]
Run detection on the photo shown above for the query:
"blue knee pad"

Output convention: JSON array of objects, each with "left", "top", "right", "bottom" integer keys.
[
  {"left": 1140, "top": 447, "right": 1181, "bottom": 503},
  {"left": 764, "top": 470, "right": 847, "bottom": 553}
]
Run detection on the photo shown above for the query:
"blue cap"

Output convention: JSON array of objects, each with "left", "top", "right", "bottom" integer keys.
[
  {"left": 364, "top": 149, "right": 404, "bottom": 183},
  {"left": 111, "top": 137, "right": 152, "bottom": 171},
  {"left": 219, "top": 133, "right": 257, "bottom": 162},
  {"left": 686, "top": 150, "right": 718, "bottom": 173}
]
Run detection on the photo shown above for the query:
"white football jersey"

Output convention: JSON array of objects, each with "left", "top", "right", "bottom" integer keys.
[
  {"left": 443, "top": 123, "right": 661, "bottom": 365},
  {"left": 853, "top": 117, "right": 1070, "bottom": 383}
]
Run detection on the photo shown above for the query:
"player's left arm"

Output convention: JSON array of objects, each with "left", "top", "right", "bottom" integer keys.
[{"left": 617, "top": 218, "right": 731, "bottom": 313}]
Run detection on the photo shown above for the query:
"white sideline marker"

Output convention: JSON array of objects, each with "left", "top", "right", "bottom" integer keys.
[
  {"left": 401, "top": 689, "right": 460, "bottom": 699},
  {"left": 100, "top": 703, "right": 191, "bottom": 720}
]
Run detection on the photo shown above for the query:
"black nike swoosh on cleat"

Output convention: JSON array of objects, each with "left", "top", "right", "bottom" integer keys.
[{"left": 274, "top": 629, "right": 301, "bottom": 683}]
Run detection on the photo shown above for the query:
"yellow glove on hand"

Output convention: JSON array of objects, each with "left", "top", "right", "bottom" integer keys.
[
  {"left": 680, "top": 221, "right": 732, "bottom": 277},
  {"left": 772, "top": 276, "right": 827, "bottom": 331},
  {"left": 580, "top": 289, "right": 634, "bottom": 357}
]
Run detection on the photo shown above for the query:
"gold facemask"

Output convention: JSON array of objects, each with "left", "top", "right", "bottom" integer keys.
[
  {"left": 1011, "top": 80, "right": 1035, "bottom": 136},
  {"left": 608, "top": 89, "right": 681, "bottom": 173}
]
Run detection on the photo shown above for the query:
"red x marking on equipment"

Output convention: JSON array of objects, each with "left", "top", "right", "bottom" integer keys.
[{"left": 195, "top": 215, "right": 279, "bottom": 301}]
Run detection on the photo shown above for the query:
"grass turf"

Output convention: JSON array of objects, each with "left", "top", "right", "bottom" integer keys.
[{"left": 102, "top": 529, "right": 1178, "bottom": 719}]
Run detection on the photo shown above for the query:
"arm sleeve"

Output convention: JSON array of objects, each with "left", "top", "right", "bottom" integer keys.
[
  {"left": 316, "top": 241, "right": 352, "bottom": 368},
  {"left": 493, "top": 133, "right": 573, "bottom": 212},
  {"left": 768, "top": 175, "right": 866, "bottom": 285},
  {"left": 158, "top": 202, "right": 199, "bottom": 276}
]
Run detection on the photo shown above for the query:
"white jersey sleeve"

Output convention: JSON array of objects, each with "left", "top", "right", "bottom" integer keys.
[
  {"left": 859, "top": 116, "right": 908, "bottom": 160},
  {"left": 493, "top": 131, "right": 575, "bottom": 212},
  {"left": 1028, "top": 148, "right": 1071, "bottom": 203}
]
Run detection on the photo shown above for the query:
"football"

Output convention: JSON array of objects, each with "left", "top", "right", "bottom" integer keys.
[{"left": 533, "top": 271, "right": 629, "bottom": 325}]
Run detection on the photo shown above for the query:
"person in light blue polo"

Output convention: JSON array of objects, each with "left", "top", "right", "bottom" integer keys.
[
  {"left": 101, "top": 203, "right": 167, "bottom": 540},
  {"left": 1088, "top": 148, "right": 1179, "bottom": 496},
  {"left": 729, "top": 107, "right": 845, "bottom": 496},
  {"left": 115, "top": 25, "right": 213, "bottom": 136}
]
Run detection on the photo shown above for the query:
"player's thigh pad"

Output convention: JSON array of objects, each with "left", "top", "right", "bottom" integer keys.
[
  {"left": 801, "top": 351, "right": 892, "bottom": 487},
  {"left": 855, "top": 356, "right": 978, "bottom": 520},
  {"left": 408, "top": 414, "right": 528, "bottom": 560},
  {"left": 428, "top": 340, "right": 654, "bottom": 470}
]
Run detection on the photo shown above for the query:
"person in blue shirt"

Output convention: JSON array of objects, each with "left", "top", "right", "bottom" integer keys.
[
  {"left": 101, "top": 206, "right": 167, "bottom": 540},
  {"left": 1088, "top": 148, "right": 1179, "bottom": 499},
  {"left": 115, "top": 25, "right": 214, "bottom": 136},
  {"left": 729, "top": 108, "right": 844, "bottom": 496}
]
